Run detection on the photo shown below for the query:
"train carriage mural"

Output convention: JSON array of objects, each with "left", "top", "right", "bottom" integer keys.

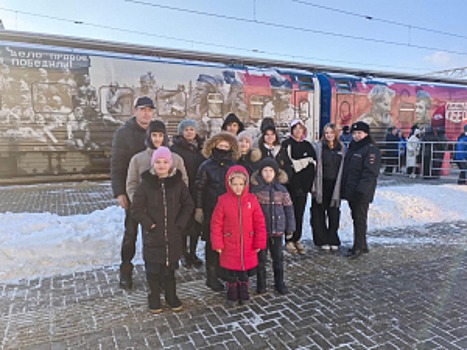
[{"left": 0, "top": 30, "right": 466, "bottom": 179}]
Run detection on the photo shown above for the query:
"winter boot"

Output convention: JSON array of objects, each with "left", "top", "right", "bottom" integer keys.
[
  {"left": 189, "top": 236, "right": 203, "bottom": 268},
  {"left": 180, "top": 237, "right": 192, "bottom": 268},
  {"left": 119, "top": 262, "right": 133, "bottom": 290},
  {"left": 206, "top": 267, "right": 224, "bottom": 292},
  {"left": 256, "top": 268, "right": 267, "bottom": 294},
  {"left": 238, "top": 280, "right": 250, "bottom": 305},
  {"left": 273, "top": 266, "right": 289, "bottom": 295},
  {"left": 165, "top": 272, "right": 183, "bottom": 312},
  {"left": 147, "top": 273, "right": 162, "bottom": 314},
  {"left": 225, "top": 280, "right": 239, "bottom": 307}
]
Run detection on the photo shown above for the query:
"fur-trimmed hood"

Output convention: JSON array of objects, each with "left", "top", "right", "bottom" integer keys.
[
  {"left": 250, "top": 168, "right": 288, "bottom": 186},
  {"left": 202, "top": 131, "right": 240, "bottom": 160}
]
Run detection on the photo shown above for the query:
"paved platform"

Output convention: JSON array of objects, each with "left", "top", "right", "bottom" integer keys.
[{"left": 0, "top": 177, "right": 466, "bottom": 349}]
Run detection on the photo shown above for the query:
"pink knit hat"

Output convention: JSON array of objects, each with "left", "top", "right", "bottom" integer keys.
[{"left": 151, "top": 146, "right": 173, "bottom": 168}]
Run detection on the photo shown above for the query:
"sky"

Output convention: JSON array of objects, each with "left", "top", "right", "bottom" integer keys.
[
  {"left": 1, "top": 183, "right": 466, "bottom": 282},
  {"left": 0, "top": 0, "right": 467, "bottom": 77}
]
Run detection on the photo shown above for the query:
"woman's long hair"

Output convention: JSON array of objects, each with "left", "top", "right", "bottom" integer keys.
[{"left": 321, "top": 123, "right": 340, "bottom": 149}]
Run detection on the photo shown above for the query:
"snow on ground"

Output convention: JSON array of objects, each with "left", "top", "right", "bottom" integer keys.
[{"left": 0, "top": 184, "right": 466, "bottom": 282}]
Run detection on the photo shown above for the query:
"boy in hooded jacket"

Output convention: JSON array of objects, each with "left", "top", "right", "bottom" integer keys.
[
  {"left": 250, "top": 158, "right": 295, "bottom": 295},
  {"left": 211, "top": 165, "right": 267, "bottom": 306},
  {"left": 131, "top": 147, "right": 194, "bottom": 313}
]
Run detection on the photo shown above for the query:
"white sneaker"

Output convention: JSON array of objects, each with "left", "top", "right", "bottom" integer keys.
[
  {"left": 330, "top": 245, "right": 339, "bottom": 251},
  {"left": 321, "top": 245, "right": 331, "bottom": 250}
]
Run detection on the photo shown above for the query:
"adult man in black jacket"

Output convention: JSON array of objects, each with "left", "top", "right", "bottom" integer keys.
[
  {"left": 341, "top": 121, "right": 381, "bottom": 259},
  {"left": 111, "top": 96, "right": 155, "bottom": 289}
]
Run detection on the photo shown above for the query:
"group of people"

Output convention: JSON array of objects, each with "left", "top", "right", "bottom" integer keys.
[{"left": 110, "top": 96, "right": 382, "bottom": 314}]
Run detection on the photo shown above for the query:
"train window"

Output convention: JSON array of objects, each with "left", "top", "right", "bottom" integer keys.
[
  {"left": 298, "top": 76, "right": 314, "bottom": 90},
  {"left": 31, "top": 82, "right": 73, "bottom": 114},
  {"left": 99, "top": 85, "right": 134, "bottom": 118},
  {"left": 207, "top": 92, "right": 224, "bottom": 117},
  {"left": 249, "top": 95, "right": 265, "bottom": 122},
  {"left": 335, "top": 80, "right": 352, "bottom": 93},
  {"left": 156, "top": 88, "right": 187, "bottom": 117}
]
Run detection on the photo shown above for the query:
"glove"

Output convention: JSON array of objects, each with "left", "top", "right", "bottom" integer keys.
[
  {"left": 285, "top": 232, "right": 293, "bottom": 240},
  {"left": 194, "top": 208, "right": 204, "bottom": 224}
]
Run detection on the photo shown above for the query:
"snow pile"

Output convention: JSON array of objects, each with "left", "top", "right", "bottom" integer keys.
[{"left": 0, "top": 184, "right": 466, "bottom": 282}]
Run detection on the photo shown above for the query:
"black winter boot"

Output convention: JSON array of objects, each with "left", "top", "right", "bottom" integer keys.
[
  {"left": 147, "top": 273, "right": 162, "bottom": 314},
  {"left": 256, "top": 268, "right": 267, "bottom": 294},
  {"left": 180, "top": 236, "right": 192, "bottom": 268},
  {"left": 119, "top": 262, "right": 133, "bottom": 290},
  {"left": 165, "top": 272, "right": 183, "bottom": 312},
  {"left": 225, "top": 281, "right": 238, "bottom": 307},
  {"left": 273, "top": 267, "right": 289, "bottom": 295},
  {"left": 206, "top": 267, "right": 224, "bottom": 292},
  {"left": 238, "top": 280, "right": 250, "bottom": 305}
]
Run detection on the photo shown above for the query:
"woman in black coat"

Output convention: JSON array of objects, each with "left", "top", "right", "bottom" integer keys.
[
  {"left": 171, "top": 119, "right": 206, "bottom": 268},
  {"left": 341, "top": 122, "right": 381, "bottom": 259}
]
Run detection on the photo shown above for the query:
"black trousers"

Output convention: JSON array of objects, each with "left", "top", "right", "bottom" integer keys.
[
  {"left": 257, "top": 236, "right": 284, "bottom": 275},
  {"left": 121, "top": 205, "right": 139, "bottom": 266},
  {"left": 457, "top": 161, "right": 467, "bottom": 184},
  {"left": 203, "top": 214, "right": 222, "bottom": 278},
  {"left": 288, "top": 194, "right": 308, "bottom": 243},
  {"left": 348, "top": 201, "right": 370, "bottom": 251},
  {"left": 311, "top": 179, "right": 340, "bottom": 246}
]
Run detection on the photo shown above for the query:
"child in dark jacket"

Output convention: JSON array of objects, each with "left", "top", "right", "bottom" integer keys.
[
  {"left": 250, "top": 158, "right": 296, "bottom": 295},
  {"left": 211, "top": 165, "right": 267, "bottom": 306},
  {"left": 131, "top": 147, "right": 194, "bottom": 314}
]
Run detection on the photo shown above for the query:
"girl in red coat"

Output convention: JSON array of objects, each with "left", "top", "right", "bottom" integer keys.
[{"left": 211, "top": 165, "right": 267, "bottom": 306}]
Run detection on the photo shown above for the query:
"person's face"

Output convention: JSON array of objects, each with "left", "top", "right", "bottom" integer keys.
[
  {"left": 150, "top": 131, "right": 165, "bottom": 148},
  {"left": 226, "top": 122, "right": 240, "bottom": 135},
  {"left": 154, "top": 158, "right": 170, "bottom": 177},
  {"left": 340, "top": 103, "right": 350, "bottom": 116},
  {"left": 183, "top": 126, "right": 197, "bottom": 142},
  {"left": 264, "top": 130, "right": 276, "bottom": 146},
  {"left": 415, "top": 100, "right": 428, "bottom": 121},
  {"left": 261, "top": 166, "right": 275, "bottom": 183},
  {"left": 292, "top": 124, "right": 305, "bottom": 140},
  {"left": 239, "top": 138, "right": 251, "bottom": 155},
  {"left": 134, "top": 107, "right": 155, "bottom": 129},
  {"left": 74, "top": 107, "right": 84, "bottom": 120},
  {"left": 375, "top": 95, "right": 391, "bottom": 114},
  {"left": 324, "top": 127, "right": 336, "bottom": 143},
  {"left": 216, "top": 140, "right": 231, "bottom": 151},
  {"left": 230, "top": 177, "right": 246, "bottom": 196},
  {"left": 352, "top": 130, "right": 368, "bottom": 142}
]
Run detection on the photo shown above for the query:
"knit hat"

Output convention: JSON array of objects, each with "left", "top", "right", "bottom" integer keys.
[
  {"left": 351, "top": 121, "right": 370, "bottom": 134},
  {"left": 145, "top": 120, "right": 167, "bottom": 149},
  {"left": 257, "top": 157, "right": 279, "bottom": 177},
  {"left": 177, "top": 119, "right": 199, "bottom": 135},
  {"left": 151, "top": 146, "right": 173, "bottom": 168},
  {"left": 237, "top": 130, "right": 253, "bottom": 146},
  {"left": 290, "top": 119, "right": 307, "bottom": 141}
]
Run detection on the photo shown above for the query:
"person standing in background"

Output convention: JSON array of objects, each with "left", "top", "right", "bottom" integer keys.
[
  {"left": 111, "top": 96, "right": 155, "bottom": 290},
  {"left": 171, "top": 119, "right": 206, "bottom": 268}
]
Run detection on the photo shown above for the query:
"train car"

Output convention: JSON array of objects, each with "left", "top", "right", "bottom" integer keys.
[
  {"left": 0, "top": 31, "right": 320, "bottom": 178},
  {"left": 318, "top": 73, "right": 467, "bottom": 141},
  {"left": 1, "top": 30, "right": 467, "bottom": 180}
]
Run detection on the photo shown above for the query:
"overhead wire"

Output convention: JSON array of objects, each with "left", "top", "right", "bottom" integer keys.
[
  {"left": 0, "top": 5, "right": 429, "bottom": 72},
  {"left": 123, "top": 0, "right": 467, "bottom": 57},
  {"left": 292, "top": 0, "right": 467, "bottom": 41}
]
